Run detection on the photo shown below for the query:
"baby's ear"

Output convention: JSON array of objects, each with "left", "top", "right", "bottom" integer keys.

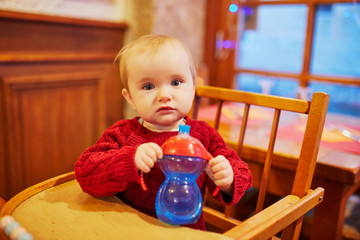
[{"left": 121, "top": 88, "right": 136, "bottom": 110}]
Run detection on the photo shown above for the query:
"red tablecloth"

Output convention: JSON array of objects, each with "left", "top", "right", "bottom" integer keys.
[
  {"left": 277, "top": 120, "right": 360, "bottom": 155},
  {"left": 198, "top": 103, "right": 360, "bottom": 155}
]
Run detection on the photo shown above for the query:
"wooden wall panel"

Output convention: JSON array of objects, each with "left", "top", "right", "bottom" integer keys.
[
  {"left": 0, "top": 10, "right": 128, "bottom": 199},
  {"left": 2, "top": 73, "right": 105, "bottom": 197}
]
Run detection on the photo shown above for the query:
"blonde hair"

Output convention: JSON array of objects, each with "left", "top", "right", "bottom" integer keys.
[{"left": 115, "top": 34, "right": 197, "bottom": 90}]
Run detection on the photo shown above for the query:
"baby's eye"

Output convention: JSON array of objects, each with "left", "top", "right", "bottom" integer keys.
[
  {"left": 171, "top": 79, "right": 182, "bottom": 86},
  {"left": 143, "top": 83, "right": 154, "bottom": 90}
]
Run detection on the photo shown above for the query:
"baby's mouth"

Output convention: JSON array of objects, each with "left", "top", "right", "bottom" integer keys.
[{"left": 157, "top": 106, "right": 175, "bottom": 112}]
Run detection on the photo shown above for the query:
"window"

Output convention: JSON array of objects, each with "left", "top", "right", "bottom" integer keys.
[{"left": 206, "top": 0, "right": 360, "bottom": 117}]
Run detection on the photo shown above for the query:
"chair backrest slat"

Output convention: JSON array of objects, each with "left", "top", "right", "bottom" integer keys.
[
  {"left": 214, "top": 101, "right": 223, "bottom": 130},
  {"left": 237, "top": 103, "right": 250, "bottom": 156},
  {"left": 255, "top": 109, "right": 281, "bottom": 213}
]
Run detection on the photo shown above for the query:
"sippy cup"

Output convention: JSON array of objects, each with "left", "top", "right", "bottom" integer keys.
[{"left": 154, "top": 125, "right": 220, "bottom": 225}]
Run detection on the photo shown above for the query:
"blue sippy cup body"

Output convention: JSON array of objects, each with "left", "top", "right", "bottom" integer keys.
[{"left": 155, "top": 155, "right": 207, "bottom": 225}]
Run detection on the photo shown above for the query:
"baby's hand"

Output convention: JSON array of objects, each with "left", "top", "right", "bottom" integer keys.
[
  {"left": 206, "top": 155, "right": 234, "bottom": 194},
  {"left": 135, "top": 143, "right": 163, "bottom": 173}
]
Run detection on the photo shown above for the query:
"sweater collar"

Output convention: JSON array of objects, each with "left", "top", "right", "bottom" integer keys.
[{"left": 133, "top": 116, "right": 192, "bottom": 142}]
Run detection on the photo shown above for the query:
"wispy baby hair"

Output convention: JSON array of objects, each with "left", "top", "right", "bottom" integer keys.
[{"left": 115, "top": 34, "right": 197, "bottom": 90}]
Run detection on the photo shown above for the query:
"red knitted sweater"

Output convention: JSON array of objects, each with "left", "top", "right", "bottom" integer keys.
[{"left": 75, "top": 116, "right": 252, "bottom": 230}]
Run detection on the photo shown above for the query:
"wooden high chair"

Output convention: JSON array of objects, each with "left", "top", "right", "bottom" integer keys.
[{"left": 192, "top": 85, "right": 329, "bottom": 240}]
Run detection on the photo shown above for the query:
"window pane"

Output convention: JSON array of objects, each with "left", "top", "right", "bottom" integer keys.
[
  {"left": 237, "top": 5, "right": 307, "bottom": 72},
  {"left": 236, "top": 73, "right": 299, "bottom": 98},
  {"left": 309, "top": 81, "right": 360, "bottom": 117},
  {"left": 311, "top": 4, "right": 360, "bottom": 77}
]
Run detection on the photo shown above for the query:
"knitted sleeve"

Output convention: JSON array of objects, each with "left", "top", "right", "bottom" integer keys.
[
  {"left": 75, "top": 120, "right": 143, "bottom": 197},
  {"left": 189, "top": 119, "right": 253, "bottom": 205}
]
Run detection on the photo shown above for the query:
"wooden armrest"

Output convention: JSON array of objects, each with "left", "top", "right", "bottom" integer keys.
[
  {"left": 203, "top": 205, "right": 242, "bottom": 232},
  {"left": 224, "top": 187, "right": 324, "bottom": 240}
]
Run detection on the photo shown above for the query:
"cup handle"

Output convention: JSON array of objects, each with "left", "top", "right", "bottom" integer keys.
[
  {"left": 206, "top": 153, "right": 221, "bottom": 196},
  {"left": 212, "top": 187, "right": 221, "bottom": 196},
  {"left": 140, "top": 171, "right": 147, "bottom": 191}
]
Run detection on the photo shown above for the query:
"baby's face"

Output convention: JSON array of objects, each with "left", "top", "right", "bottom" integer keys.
[{"left": 123, "top": 43, "right": 195, "bottom": 131}]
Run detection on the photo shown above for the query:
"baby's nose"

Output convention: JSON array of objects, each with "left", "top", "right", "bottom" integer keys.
[{"left": 157, "top": 87, "right": 172, "bottom": 102}]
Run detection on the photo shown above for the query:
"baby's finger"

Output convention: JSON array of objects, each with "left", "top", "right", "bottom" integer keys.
[
  {"left": 209, "top": 155, "right": 225, "bottom": 165},
  {"left": 214, "top": 174, "right": 233, "bottom": 187},
  {"left": 147, "top": 142, "right": 163, "bottom": 159},
  {"left": 210, "top": 161, "right": 227, "bottom": 175},
  {"left": 213, "top": 169, "right": 229, "bottom": 180},
  {"left": 137, "top": 160, "right": 151, "bottom": 173},
  {"left": 205, "top": 165, "right": 215, "bottom": 181},
  {"left": 142, "top": 154, "right": 157, "bottom": 168}
]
